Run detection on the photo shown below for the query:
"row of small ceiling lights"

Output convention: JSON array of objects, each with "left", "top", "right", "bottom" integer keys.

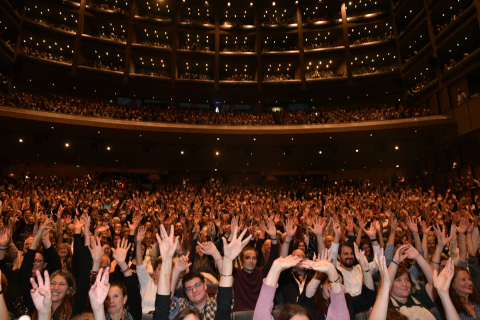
[
  {"left": 145, "top": 1, "right": 169, "bottom": 12},
  {"left": 23, "top": 37, "right": 74, "bottom": 54},
  {"left": 27, "top": 6, "right": 78, "bottom": 24}
]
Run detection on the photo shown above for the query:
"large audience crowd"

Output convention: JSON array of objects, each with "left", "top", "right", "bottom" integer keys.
[
  {"left": 1, "top": 92, "right": 430, "bottom": 125},
  {"left": 0, "top": 173, "right": 480, "bottom": 320}
]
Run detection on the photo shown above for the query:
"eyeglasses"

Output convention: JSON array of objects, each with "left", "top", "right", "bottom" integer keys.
[
  {"left": 185, "top": 282, "right": 203, "bottom": 293},
  {"left": 34, "top": 259, "right": 44, "bottom": 264}
]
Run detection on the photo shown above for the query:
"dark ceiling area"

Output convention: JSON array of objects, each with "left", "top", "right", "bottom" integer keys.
[{"left": 0, "top": 112, "right": 457, "bottom": 173}]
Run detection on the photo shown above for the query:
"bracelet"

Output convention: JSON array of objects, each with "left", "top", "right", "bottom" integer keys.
[
  {"left": 370, "top": 238, "right": 377, "bottom": 242},
  {"left": 0, "top": 248, "right": 6, "bottom": 251},
  {"left": 0, "top": 290, "right": 2, "bottom": 295},
  {"left": 328, "top": 277, "right": 341, "bottom": 284},
  {"left": 221, "top": 274, "right": 232, "bottom": 277},
  {"left": 215, "top": 257, "right": 223, "bottom": 263},
  {"left": 91, "top": 271, "right": 98, "bottom": 275},
  {"left": 271, "top": 238, "right": 277, "bottom": 241},
  {"left": 431, "top": 261, "right": 441, "bottom": 265},
  {"left": 391, "top": 260, "right": 399, "bottom": 266},
  {"left": 284, "top": 241, "right": 290, "bottom": 244},
  {"left": 120, "top": 266, "right": 129, "bottom": 273},
  {"left": 363, "top": 269, "right": 371, "bottom": 273},
  {"left": 0, "top": 246, "right": 7, "bottom": 250}
]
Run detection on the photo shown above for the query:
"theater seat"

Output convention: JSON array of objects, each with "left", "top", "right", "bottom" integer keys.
[{"left": 231, "top": 309, "right": 281, "bottom": 320}]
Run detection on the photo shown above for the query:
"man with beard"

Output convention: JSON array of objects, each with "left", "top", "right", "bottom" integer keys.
[{"left": 336, "top": 241, "right": 379, "bottom": 297}]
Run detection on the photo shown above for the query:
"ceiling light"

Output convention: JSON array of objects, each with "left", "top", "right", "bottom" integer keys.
[
  {"left": 65, "top": 143, "right": 70, "bottom": 147},
  {"left": 19, "top": 139, "right": 23, "bottom": 143}
]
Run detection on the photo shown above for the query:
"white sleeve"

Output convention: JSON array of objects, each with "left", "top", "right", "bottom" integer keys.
[
  {"left": 329, "top": 242, "right": 340, "bottom": 268},
  {"left": 368, "top": 245, "right": 381, "bottom": 274},
  {"left": 449, "top": 224, "right": 459, "bottom": 264},
  {"left": 136, "top": 264, "right": 150, "bottom": 288}
]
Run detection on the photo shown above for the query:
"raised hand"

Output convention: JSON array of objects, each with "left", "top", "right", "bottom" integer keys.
[
  {"left": 318, "top": 248, "right": 334, "bottom": 262},
  {"left": 127, "top": 216, "right": 141, "bottom": 235},
  {"left": 223, "top": 226, "right": 252, "bottom": 261},
  {"left": 433, "top": 258, "right": 454, "bottom": 294},
  {"left": 284, "top": 219, "right": 297, "bottom": 238},
  {"left": 265, "top": 219, "right": 277, "bottom": 238},
  {"left": 432, "top": 223, "right": 453, "bottom": 247},
  {"left": 271, "top": 255, "right": 304, "bottom": 272},
  {"left": 419, "top": 220, "right": 431, "bottom": 235},
  {"left": 37, "top": 218, "right": 53, "bottom": 239},
  {"left": 391, "top": 217, "right": 398, "bottom": 232},
  {"left": 173, "top": 255, "right": 192, "bottom": 273},
  {"left": 73, "top": 216, "right": 83, "bottom": 233},
  {"left": 406, "top": 216, "right": 418, "bottom": 233},
  {"left": 345, "top": 218, "right": 355, "bottom": 235},
  {"left": 89, "top": 236, "right": 106, "bottom": 262},
  {"left": 198, "top": 241, "right": 218, "bottom": 256},
  {"left": 230, "top": 216, "right": 239, "bottom": 235},
  {"left": 362, "top": 220, "right": 377, "bottom": 240},
  {"left": 136, "top": 225, "right": 146, "bottom": 242},
  {"left": 89, "top": 267, "right": 110, "bottom": 310},
  {"left": 155, "top": 224, "right": 179, "bottom": 260},
  {"left": 332, "top": 219, "right": 341, "bottom": 237},
  {"left": 309, "top": 217, "right": 326, "bottom": 236},
  {"left": 374, "top": 249, "right": 390, "bottom": 287},
  {"left": 111, "top": 238, "right": 131, "bottom": 263},
  {"left": 0, "top": 228, "right": 11, "bottom": 247},
  {"left": 30, "top": 270, "right": 52, "bottom": 315},
  {"left": 393, "top": 244, "right": 409, "bottom": 264},
  {"left": 455, "top": 219, "right": 469, "bottom": 234},
  {"left": 403, "top": 244, "right": 421, "bottom": 259},
  {"left": 299, "top": 259, "right": 337, "bottom": 277},
  {"left": 353, "top": 242, "right": 369, "bottom": 270}
]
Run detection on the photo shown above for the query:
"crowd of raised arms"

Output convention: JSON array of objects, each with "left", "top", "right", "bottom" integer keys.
[
  {"left": 1, "top": 93, "right": 430, "bottom": 126},
  {"left": 0, "top": 173, "right": 480, "bottom": 320}
]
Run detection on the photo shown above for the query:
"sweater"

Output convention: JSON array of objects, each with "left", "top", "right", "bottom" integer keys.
[
  {"left": 253, "top": 281, "right": 350, "bottom": 320},
  {"left": 233, "top": 242, "right": 279, "bottom": 311}
]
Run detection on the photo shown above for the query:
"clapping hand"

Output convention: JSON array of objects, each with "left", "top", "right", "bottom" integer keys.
[{"left": 30, "top": 270, "right": 52, "bottom": 315}]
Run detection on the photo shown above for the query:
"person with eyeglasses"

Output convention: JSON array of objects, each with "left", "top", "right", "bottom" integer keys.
[{"left": 154, "top": 224, "right": 251, "bottom": 320}]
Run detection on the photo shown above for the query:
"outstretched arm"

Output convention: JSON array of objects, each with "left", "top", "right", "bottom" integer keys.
[
  {"left": 433, "top": 258, "right": 461, "bottom": 320},
  {"left": 368, "top": 251, "right": 390, "bottom": 320}
]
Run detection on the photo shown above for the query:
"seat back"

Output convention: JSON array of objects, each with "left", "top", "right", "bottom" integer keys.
[{"left": 231, "top": 309, "right": 281, "bottom": 320}]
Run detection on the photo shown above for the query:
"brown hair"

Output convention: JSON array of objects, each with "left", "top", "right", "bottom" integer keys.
[
  {"left": 278, "top": 304, "right": 313, "bottom": 320},
  {"left": 450, "top": 266, "right": 480, "bottom": 315},
  {"left": 240, "top": 246, "right": 259, "bottom": 261},
  {"left": 393, "top": 267, "right": 416, "bottom": 293},
  {"left": 153, "top": 257, "right": 163, "bottom": 271},
  {"left": 173, "top": 309, "right": 202, "bottom": 320},
  {"left": 33, "top": 270, "right": 76, "bottom": 320}
]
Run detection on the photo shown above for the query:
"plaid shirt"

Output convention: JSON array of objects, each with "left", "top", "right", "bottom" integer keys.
[{"left": 169, "top": 292, "right": 234, "bottom": 320}]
